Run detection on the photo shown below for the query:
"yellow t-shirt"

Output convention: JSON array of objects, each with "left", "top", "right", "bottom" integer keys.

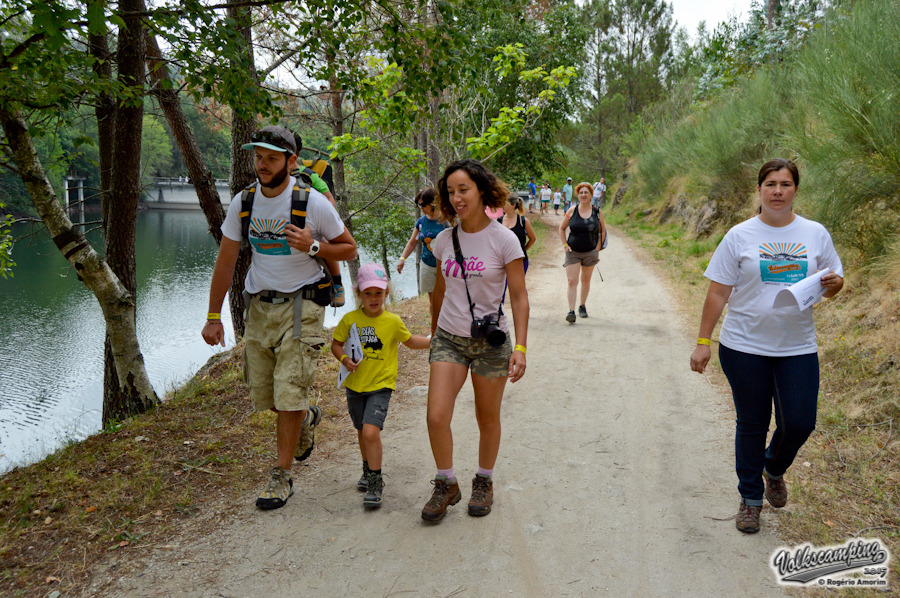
[{"left": 333, "top": 309, "right": 411, "bottom": 393}]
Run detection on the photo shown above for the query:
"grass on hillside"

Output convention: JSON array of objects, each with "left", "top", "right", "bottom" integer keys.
[
  {"left": 607, "top": 206, "right": 899, "bottom": 596},
  {"left": 0, "top": 295, "right": 433, "bottom": 598}
]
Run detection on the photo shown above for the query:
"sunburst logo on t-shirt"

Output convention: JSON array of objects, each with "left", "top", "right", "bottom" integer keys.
[{"left": 759, "top": 242, "right": 807, "bottom": 261}]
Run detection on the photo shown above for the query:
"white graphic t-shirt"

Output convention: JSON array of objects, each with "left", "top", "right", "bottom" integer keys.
[
  {"left": 430, "top": 220, "right": 524, "bottom": 337},
  {"left": 221, "top": 176, "right": 345, "bottom": 294},
  {"left": 704, "top": 215, "right": 843, "bottom": 356}
]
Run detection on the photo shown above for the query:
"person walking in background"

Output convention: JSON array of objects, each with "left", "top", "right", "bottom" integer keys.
[
  {"left": 552, "top": 187, "right": 562, "bottom": 215},
  {"left": 331, "top": 263, "right": 431, "bottom": 509},
  {"left": 559, "top": 182, "right": 607, "bottom": 323},
  {"left": 398, "top": 188, "right": 449, "bottom": 321},
  {"left": 591, "top": 178, "right": 605, "bottom": 208},
  {"left": 562, "top": 177, "right": 573, "bottom": 212},
  {"left": 201, "top": 125, "right": 357, "bottom": 510},
  {"left": 527, "top": 177, "right": 537, "bottom": 214},
  {"left": 422, "top": 159, "right": 529, "bottom": 523},
  {"left": 690, "top": 158, "right": 844, "bottom": 534},
  {"left": 497, "top": 193, "right": 536, "bottom": 302},
  {"left": 597, "top": 177, "right": 607, "bottom": 208},
  {"left": 539, "top": 181, "right": 552, "bottom": 215}
]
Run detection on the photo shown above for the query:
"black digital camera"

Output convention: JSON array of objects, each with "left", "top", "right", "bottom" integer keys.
[{"left": 471, "top": 313, "right": 506, "bottom": 347}]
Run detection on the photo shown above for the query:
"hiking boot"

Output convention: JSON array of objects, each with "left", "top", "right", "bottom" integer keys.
[
  {"left": 764, "top": 471, "right": 788, "bottom": 508},
  {"left": 363, "top": 471, "right": 384, "bottom": 509},
  {"left": 357, "top": 462, "right": 371, "bottom": 492},
  {"left": 421, "top": 475, "right": 461, "bottom": 523},
  {"left": 578, "top": 305, "right": 588, "bottom": 318},
  {"left": 468, "top": 474, "right": 494, "bottom": 517},
  {"left": 255, "top": 466, "right": 293, "bottom": 510},
  {"left": 566, "top": 310, "right": 576, "bottom": 323},
  {"left": 295, "top": 405, "right": 322, "bottom": 462},
  {"left": 330, "top": 284, "right": 345, "bottom": 308},
  {"left": 735, "top": 499, "right": 762, "bottom": 533}
]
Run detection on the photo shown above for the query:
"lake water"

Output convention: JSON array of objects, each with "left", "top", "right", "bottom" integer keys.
[{"left": 0, "top": 209, "right": 419, "bottom": 473}]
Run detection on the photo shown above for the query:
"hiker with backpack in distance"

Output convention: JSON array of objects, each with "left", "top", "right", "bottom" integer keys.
[
  {"left": 201, "top": 125, "right": 357, "bottom": 511},
  {"left": 560, "top": 182, "right": 607, "bottom": 323}
]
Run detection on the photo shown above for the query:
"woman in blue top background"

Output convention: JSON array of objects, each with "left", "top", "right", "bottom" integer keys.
[{"left": 398, "top": 187, "right": 449, "bottom": 320}]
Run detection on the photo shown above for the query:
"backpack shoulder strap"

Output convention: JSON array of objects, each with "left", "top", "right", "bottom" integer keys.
[
  {"left": 290, "top": 182, "right": 311, "bottom": 230},
  {"left": 239, "top": 181, "right": 257, "bottom": 249}
]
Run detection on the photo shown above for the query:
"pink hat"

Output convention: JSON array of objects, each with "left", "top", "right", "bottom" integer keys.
[{"left": 356, "top": 263, "right": 388, "bottom": 291}]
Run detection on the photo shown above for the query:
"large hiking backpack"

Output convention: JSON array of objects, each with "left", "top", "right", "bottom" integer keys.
[{"left": 297, "top": 158, "right": 334, "bottom": 195}]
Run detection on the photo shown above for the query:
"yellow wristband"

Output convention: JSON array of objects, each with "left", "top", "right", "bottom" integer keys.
[
  {"left": 697, "top": 338, "right": 711, "bottom": 345},
  {"left": 514, "top": 344, "right": 527, "bottom": 354},
  {"left": 207, "top": 312, "right": 221, "bottom": 320},
  {"left": 340, "top": 354, "right": 349, "bottom": 363}
]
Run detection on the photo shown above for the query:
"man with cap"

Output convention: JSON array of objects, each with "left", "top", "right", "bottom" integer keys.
[
  {"left": 562, "top": 177, "right": 573, "bottom": 212},
  {"left": 201, "top": 125, "right": 357, "bottom": 510}
]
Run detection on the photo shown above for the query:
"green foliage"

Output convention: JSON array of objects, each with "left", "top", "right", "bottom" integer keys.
[
  {"left": 350, "top": 199, "right": 416, "bottom": 269},
  {"left": 140, "top": 115, "right": 174, "bottom": 182},
  {"left": 694, "top": 0, "right": 829, "bottom": 102},
  {"left": 0, "top": 203, "right": 14, "bottom": 278},
  {"left": 627, "top": 0, "right": 899, "bottom": 267},
  {"left": 791, "top": 0, "right": 900, "bottom": 256},
  {"left": 466, "top": 45, "right": 579, "bottom": 163}
]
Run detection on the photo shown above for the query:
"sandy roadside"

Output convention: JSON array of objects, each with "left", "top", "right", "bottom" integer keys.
[{"left": 83, "top": 214, "right": 786, "bottom": 597}]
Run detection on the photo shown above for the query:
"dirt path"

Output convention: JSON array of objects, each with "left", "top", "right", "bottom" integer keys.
[{"left": 84, "top": 216, "right": 786, "bottom": 597}]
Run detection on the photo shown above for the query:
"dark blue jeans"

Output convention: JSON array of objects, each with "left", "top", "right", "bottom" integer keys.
[{"left": 719, "top": 344, "right": 819, "bottom": 505}]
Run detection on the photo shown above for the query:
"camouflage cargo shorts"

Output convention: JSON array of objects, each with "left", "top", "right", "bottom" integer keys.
[
  {"left": 429, "top": 327, "right": 512, "bottom": 378},
  {"left": 243, "top": 296, "right": 325, "bottom": 412}
]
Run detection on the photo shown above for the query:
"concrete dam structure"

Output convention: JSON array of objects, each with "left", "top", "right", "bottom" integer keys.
[{"left": 145, "top": 178, "right": 233, "bottom": 209}]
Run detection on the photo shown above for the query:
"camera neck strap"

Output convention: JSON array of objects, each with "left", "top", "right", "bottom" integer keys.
[{"left": 450, "top": 225, "right": 503, "bottom": 321}]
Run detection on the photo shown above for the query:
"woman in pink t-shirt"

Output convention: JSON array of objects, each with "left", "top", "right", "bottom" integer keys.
[{"left": 420, "top": 159, "right": 529, "bottom": 523}]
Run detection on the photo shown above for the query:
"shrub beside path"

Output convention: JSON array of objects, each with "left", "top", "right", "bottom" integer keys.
[{"left": 84, "top": 215, "right": 785, "bottom": 597}]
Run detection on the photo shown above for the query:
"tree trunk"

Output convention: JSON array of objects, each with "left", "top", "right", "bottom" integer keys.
[
  {"left": 327, "top": 55, "right": 359, "bottom": 285},
  {"left": 101, "top": 0, "right": 154, "bottom": 424},
  {"left": 146, "top": 32, "right": 225, "bottom": 244},
  {"left": 226, "top": 2, "right": 257, "bottom": 338},
  {"left": 87, "top": 13, "right": 115, "bottom": 230},
  {"left": 767, "top": 0, "right": 778, "bottom": 30},
  {"left": 0, "top": 107, "right": 159, "bottom": 420}
]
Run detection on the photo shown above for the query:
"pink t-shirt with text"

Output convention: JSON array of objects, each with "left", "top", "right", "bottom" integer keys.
[{"left": 431, "top": 220, "right": 524, "bottom": 337}]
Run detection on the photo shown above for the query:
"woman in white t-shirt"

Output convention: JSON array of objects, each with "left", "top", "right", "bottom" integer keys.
[
  {"left": 690, "top": 159, "right": 844, "bottom": 534},
  {"left": 420, "top": 159, "right": 529, "bottom": 523}
]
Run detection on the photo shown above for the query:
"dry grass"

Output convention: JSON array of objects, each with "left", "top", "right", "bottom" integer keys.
[
  {"left": 609, "top": 209, "right": 899, "bottom": 595},
  {"left": 0, "top": 294, "right": 433, "bottom": 598}
]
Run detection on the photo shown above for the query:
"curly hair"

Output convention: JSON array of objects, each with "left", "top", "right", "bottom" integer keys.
[{"left": 436, "top": 159, "right": 509, "bottom": 221}]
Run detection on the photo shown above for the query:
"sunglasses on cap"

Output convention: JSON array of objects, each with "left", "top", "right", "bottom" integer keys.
[{"left": 250, "top": 130, "right": 295, "bottom": 152}]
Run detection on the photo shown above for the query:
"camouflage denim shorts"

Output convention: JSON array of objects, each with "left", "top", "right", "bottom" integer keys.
[
  {"left": 429, "top": 327, "right": 512, "bottom": 378},
  {"left": 243, "top": 296, "right": 325, "bottom": 412}
]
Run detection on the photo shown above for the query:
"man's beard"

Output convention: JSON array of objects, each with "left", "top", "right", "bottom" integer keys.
[{"left": 259, "top": 161, "right": 289, "bottom": 189}]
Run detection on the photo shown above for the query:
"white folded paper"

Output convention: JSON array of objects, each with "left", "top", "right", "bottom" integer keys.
[
  {"left": 773, "top": 269, "right": 829, "bottom": 311},
  {"left": 337, "top": 323, "right": 364, "bottom": 388}
]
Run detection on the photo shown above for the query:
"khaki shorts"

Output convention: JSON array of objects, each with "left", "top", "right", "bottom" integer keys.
[
  {"left": 419, "top": 262, "right": 438, "bottom": 293},
  {"left": 429, "top": 327, "right": 512, "bottom": 378},
  {"left": 243, "top": 296, "right": 325, "bottom": 412},
  {"left": 564, "top": 248, "right": 600, "bottom": 267}
]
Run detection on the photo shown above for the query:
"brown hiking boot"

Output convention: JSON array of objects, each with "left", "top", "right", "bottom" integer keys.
[
  {"left": 735, "top": 499, "right": 762, "bottom": 533},
  {"left": 468, "top": 474, "right": 493, "bottom": 517},
  {"left": 421, "top": 475, "right": 461, "bottom": 523},
  {"left": 763, "top": 471, "right": 787, "bottom": 508}
]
